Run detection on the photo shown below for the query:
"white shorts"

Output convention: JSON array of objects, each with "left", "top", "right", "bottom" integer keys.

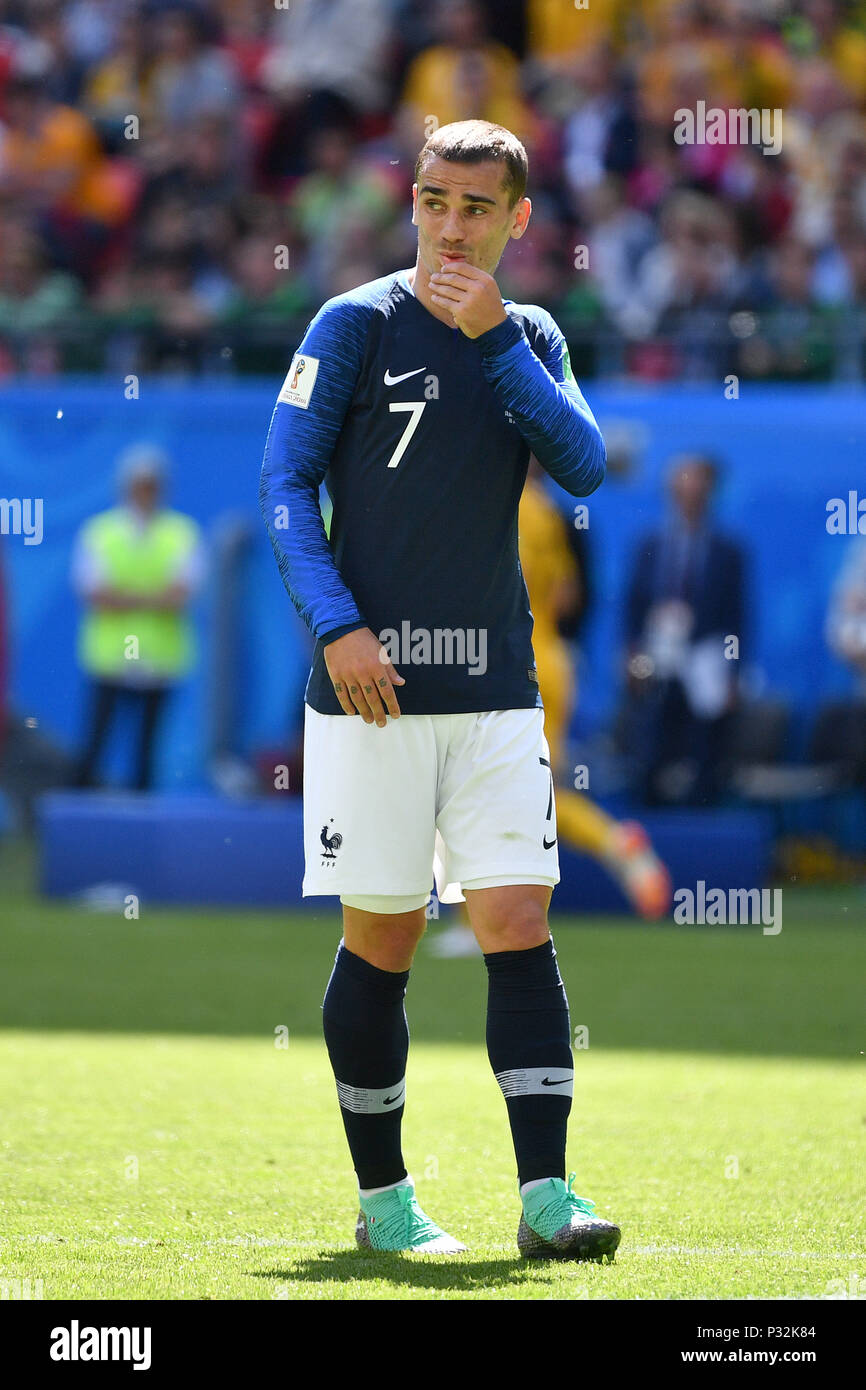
[{"left": 302, "top": 705, "right": 560, "bottom": 906}]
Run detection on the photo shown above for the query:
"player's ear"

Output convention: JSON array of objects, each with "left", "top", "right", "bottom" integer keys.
[
  {"left": 411, "top": 183, "right": 419, "bottom": 226},
  {"left": 510, "top": 196, "right": 531, "bottom": 240}
]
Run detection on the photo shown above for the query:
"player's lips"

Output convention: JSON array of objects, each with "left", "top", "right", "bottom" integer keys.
[{"left": 439, "top": 252, "right": 467, "bottom": 261}]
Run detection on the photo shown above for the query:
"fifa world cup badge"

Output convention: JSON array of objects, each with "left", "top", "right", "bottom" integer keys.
[{"left": 279, "top": 353, "right": 320, "bottom": 409}]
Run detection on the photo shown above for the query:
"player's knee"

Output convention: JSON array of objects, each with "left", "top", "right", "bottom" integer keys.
[
  {"left": 383, "top": 915, "right": 427, "bottom": 955},
  {"left": 486, "top": 899, "right": 549, "bottom": 951},
  {"left": 365, "top": 920, "right": 426, "bottom": 972},
  {"left": 342, "top": 905, "right": 427, "bottom": 971}
]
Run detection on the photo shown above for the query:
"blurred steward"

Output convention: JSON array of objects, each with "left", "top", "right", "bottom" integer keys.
[
  {"left": 622, "top": 453, "right": 746, "bottom": 806},
  {"left": 0, "top": 542, "right": 6, "bottom": 764},
  {"left": 825, "top": 536, "right": 866, "bottom": 786},
  {"left": 71, "top": 444, "right": 203, "bottom": 791},
  {"left": 827, "top": 535, "right": 866, "bottom": 681}
]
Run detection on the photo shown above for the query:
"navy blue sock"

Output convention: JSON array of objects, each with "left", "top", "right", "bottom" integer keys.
[
  {"left": 484, "top": 938, "right": 573, "bottom": 1186},
  {"left": 322, "top": 942, "right": 409, "bottom": 1190}
]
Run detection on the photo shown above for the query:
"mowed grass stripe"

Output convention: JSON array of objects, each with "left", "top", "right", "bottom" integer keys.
[{"left": 0, "top": 1032, "right": 862, "bottom": 1299}]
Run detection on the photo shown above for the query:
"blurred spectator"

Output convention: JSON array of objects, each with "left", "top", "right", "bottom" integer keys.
[
  {"left": 627, "top": 191, "right": 744, "bottom": 377},
  {"left": 794, "top": 0, "right": 866, "bottom": 105},
  {"left": 525, "top": 0, "right": 619, "bottom": 77},
  {"left": 0, "top": 73, "right": 129, "bottom": 278},
  {"left": 71, "top": 444, "right": 203, "bottom": 791},
  {"left": 622, "top": 454, "right": 746, "bottom": 806},
  {"left": 0, "top": 76, "right": 111, "bottom": 220},
  {"left": 398, "top": 0, "right": 533, "bottom": 152},
  {"left": 636, "top": 0, "right": 742, "bottom": 131},
  {"left": 0, "top": 0, "right": 864, "bottom": 379},
  {"left": 82, "top": 9, "right": 157, "bottom": 145},
  {"left": 149, "top": 6, "right": 239, "bottom": 129},
  {"left": 583, "top": 175, "right": 656, "bottom": 337},
  {"left": 64, "top": 0, "right": 120, "bottom": 70},
  {"left": 219, "top": 231, "right": 311, "bottom": 371},
  {"left": 562, "top": 43, "right": 639, "bottom": 203},
  {"left": 811, "top": 119, "right": 866, "bottom": 307},
  {"left": 128, "top": 250, "right": 221, "bottom": 372},
  {"left": 19, "top": 3, "right": 89, "bottom": 106},
  {"left": 735, "top": 235, "right": 836, "bottom": 380},
  {"left": 263, "top": 0, "right": 390, "bottom": 114},
  {"left": 288, "top": 125, "right": 398, "bottom": 300},
  {"left": 261, "top": 0, "right": 392, "bottom": 179},
  {"left": 0, "top": 217, "right": 81, "bottom": 373},
  {"left": 135, "top": 112, "right": 244, "bottom": 291},
  {"left": 498, "top": 197, "right": 576, "bottom": 315}
]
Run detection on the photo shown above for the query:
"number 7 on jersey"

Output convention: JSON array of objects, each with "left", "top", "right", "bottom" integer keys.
[{"left": 386, "top": 401, "right": 426, "bottom": 469}]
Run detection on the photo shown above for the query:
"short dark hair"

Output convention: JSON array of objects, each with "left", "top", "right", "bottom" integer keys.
[{"left": 414, "top": 120, "right": 528, "bottom": 207}]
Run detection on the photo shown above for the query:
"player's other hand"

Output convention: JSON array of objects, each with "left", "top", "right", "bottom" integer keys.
[
  {"left": 428, "top": 263, "right": 507, "bottom": 339},
  {"left": 324, "top": 627, "right": 405, "bottom": 727}
]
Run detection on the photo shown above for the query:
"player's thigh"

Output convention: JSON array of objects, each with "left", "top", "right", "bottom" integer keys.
[
  {"left": 435, "top": 707, "right": 559, "bottom": 892},
  {"left": 302, "top": 705, "right": 437, "bottom": 896},
  {"left": 342, "top": 902, "right": 428, "bottom": 972}
]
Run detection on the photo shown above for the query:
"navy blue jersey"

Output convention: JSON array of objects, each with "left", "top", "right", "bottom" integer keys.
[{"left": 260, "top": 269, "right": 605, "bottom": 715}]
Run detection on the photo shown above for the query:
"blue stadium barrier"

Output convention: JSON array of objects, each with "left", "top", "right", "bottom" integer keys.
[
  {"left": 3, "top": 381, "right": 865, "bottom": 792},
  {"left": 38, "top": 791, "right": 773, "bottom": 913},
  {"left": 553, "top": 809, "right": 774, "bottom": 914},
  {"left": 38, "top": 792, "right": 306, "bottom": 907}
]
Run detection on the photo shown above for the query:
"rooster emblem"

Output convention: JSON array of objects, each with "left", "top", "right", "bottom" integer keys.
[{"left": 320, "top": 821, "right": 343, "bottom": 859}]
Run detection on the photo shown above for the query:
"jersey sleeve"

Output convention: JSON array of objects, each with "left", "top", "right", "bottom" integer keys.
[
  {"left": 259, "top": 296, "right": 372, "bottom": 644},
  {"left": 476, "top": 310, "right": 606, "bottom": 497}
]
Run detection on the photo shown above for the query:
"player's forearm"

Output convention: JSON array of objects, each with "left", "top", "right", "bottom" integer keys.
[
  {"left": 259, "top": 409, "right": 365, "bottom": 642},
  {"left": 478, "top": 319, "right": 606, "bottom": 496}
]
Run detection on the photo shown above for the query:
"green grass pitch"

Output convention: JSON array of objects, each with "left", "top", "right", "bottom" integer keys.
[{"left": 1, "top": 840, "right": 863, "bottom": 1300}]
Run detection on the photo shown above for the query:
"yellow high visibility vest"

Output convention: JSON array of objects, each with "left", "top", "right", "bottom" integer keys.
[{"left": 78, "top": 508, "right": 200, "bottom": 680}]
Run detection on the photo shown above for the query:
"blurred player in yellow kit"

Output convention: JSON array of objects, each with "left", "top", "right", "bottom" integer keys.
[
  {"left": 518, "top": 460, "right": 671, "bottom": 915},
  {"left": 430, "top": 460, "right": 670, "bottom": 956}
]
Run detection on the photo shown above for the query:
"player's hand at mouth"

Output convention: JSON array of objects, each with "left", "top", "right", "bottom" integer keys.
[
  {"left": 324, "top": 626, "right": 405, "bottom": 726},
  {"left": 429, "top": 262, "right": 508, "bottom": 339}
]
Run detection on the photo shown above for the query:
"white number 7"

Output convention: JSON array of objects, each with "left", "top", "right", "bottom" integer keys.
[{"left": 386, "top": 401, "right": 426, "bottom": 469}]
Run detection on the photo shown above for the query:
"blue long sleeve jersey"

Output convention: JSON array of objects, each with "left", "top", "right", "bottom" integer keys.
[{"left": 260, "top": 268, "right": 606, "bottom": 715}]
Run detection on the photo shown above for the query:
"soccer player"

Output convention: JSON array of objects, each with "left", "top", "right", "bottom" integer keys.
[
  {"left": 260, "top": 120, "right": 621, "bottom": 1261},
  {"left": 519, "top": 464, "right": 672, "bottom": 906}
]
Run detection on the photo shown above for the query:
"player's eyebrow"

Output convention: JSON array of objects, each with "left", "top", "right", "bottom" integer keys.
[{"left": 419, "top": 183, "right": 499, "bottom": 206}]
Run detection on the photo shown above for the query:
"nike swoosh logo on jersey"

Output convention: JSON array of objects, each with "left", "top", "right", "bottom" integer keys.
[
  {"left": 541, "top": 1077, "right": 570, "bottom": 1086},
  {"left": 384, "top": 367, "right": 426, "bottom": 386},
  {"left": 543, "top": 836, "right": 557, "bottom": 850}
]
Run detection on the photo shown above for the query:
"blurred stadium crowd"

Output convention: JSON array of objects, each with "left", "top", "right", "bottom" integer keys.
[{"left": 2, "top": 0, "right": 866, "bottom": 380}]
